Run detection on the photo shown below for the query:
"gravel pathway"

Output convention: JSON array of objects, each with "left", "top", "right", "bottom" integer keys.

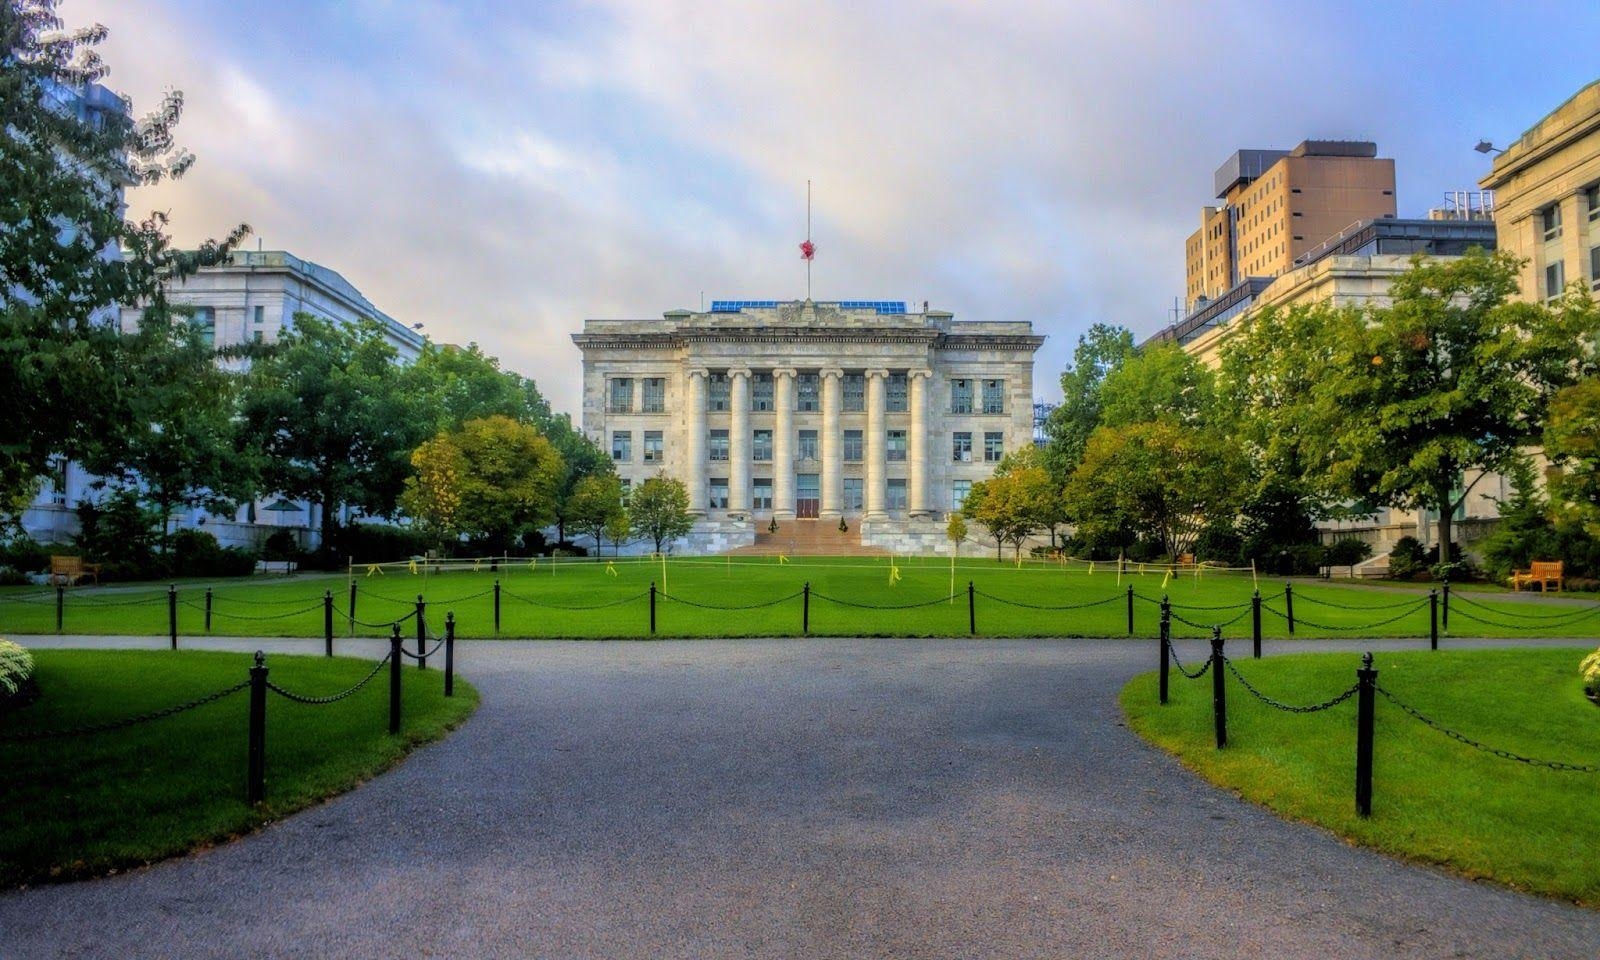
[{"left": 4, "top": 636, "right": 1598, "bottom": 959}]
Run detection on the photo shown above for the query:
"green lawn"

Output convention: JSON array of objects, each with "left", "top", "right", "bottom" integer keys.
[
  {"left": 0, "top": 648, "right": 477, "bottom": 887},
  {"left": 3, "top": 557, "right": 1599, "bottom": 640},
  {"left": 1122, "top": 648, "right": 1600, "bottom": 906}
]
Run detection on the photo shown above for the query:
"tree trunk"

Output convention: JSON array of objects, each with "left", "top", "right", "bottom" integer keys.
[
  {"left": 1436, "top": 502, "right": 1454, "bottom": 573},
  {"left": 320, "top": 490, "right": 338, "bottom": 558}
]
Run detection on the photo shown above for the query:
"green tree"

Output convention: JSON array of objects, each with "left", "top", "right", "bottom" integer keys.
[
  {"left": 1064, "top": 421, "right": 1246, "bottom": 560},
  {"left": 83, "top": 316, "right": 254, "bottom": 553},
  {"left": 398, "top": 433, "right": 466, "bottom": 550},
  {"left": 1098, "top": 341, "right": 1216, "bottom": 429},
  {"left": 604, "top": 508, "right": 634, "bottom": 558},
  {"left": 962, "top": 447, "right": 1057, "bottom": 561},
  {"left": 566, "top": 473, "right": 625, "bottom": 554},
  {"left": 238, "top": 315, "right": 428, "bottom": 556},
  {"left": 546, "top": 415, "right": 613, "bottom": 544},
  {"left": 443, "top": 416, "right": 564, "bottom": 554},
  {"left": 1043, "top": 324, "right": 1135, "bottom": 482},
  {"left": 1295, "top": 251, "right": 1594, "bottom": 564},
  {"left": 1, "top": 2, "right": 246, "bottom": 509},
  {"left": 630, "top": 473, "right": 693, "bottom": 554},
  {"left": 1545, "top": 376, "right": 1600, "bottom": 537},
  {"left": 406, "top": 341, "right": 552, "bottom": 433}
]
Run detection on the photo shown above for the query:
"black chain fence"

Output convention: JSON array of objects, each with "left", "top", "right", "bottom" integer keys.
[
  {"left": 1167, "top": 642, "right": 1210, "bottom": 680},
  {"left": 974, "top": 589, "right": 1122, "bottom": 611},
  {"left": 0, "top": 680, "right": 249, "bottom": 743},
  {"left": 1263, "top": 601, "right": 1427, "bottom": 633},
  {"left": 1223, "top": 658, "right": 1360, "bottom": 713},
  {"left": 266, "top": 654, "right": 392, "bottom": 704},
  {"left": 1375, "top": 686, "right": 1600, "bottom": 772},
  {"left": 660, "top": 590, "right": 805, "bottom": 610},
  {"left": 499, "top": 587, "right": 651, "bottom": 611},
  {"left": 809, "top": 591, "right": 957, "bottom": 610}
]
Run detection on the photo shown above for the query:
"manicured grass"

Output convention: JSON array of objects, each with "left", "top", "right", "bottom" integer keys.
[
  {"left": 1122, "top": 648, "right": 1600, "bottom": 905},
  {"left": 3, "top": 557, "right": 1600, "bottom": 639},
  {"left": 0, "top": 648, "right": 476, "bottom": 887}
]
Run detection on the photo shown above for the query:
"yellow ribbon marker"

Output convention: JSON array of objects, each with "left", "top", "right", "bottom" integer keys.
[
  {"left": 889, "top": 563, "right": 902, "bottom": 585},
  {"left": 1251, "top": 559, "right": 1258, "bottom": 589},
  {"left": 777, "top": 554, "right": 789, "bottom": 565},
  {"left": 528, "top": 556, "right": 537, "bottom": 570},
  {"left": 473, "top": 559, "right": 482, "bottom": 573},
  {"left": 606, "top": 561, "right": 618, "bottom": 577},
  {"left": 407, "top": 559, "right": 419, "bottom": 575},
  {"left": 1089, "top": 561, "right": 1095, "bottom": 576},
  {"left": 1161, "top": 567, "right": 1172, "bottom": 591},
  {"left": 365, "top": 564, "right": 383, "bottom": 577}
]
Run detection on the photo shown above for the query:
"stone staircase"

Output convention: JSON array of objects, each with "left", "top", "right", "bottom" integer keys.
[{"left": 728, "top": 518, "right": 888, "bottom": 556}]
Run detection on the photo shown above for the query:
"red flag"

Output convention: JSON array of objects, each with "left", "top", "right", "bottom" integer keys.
[{"left": 799, "top": 240, "right": 815, "bottom": 261}]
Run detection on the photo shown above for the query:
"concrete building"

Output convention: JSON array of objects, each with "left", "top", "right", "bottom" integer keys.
[
  {"left": 572, "top": 299, "right": 1043, "bottom": 554},
  {"left": 1184, "top": 141, "right": 1397, "bottom": 312},
  {"left": 24, "top": 250, "right": 420, "bottom": 548},
  {"left": 1479, "top": 79, "right": 1600, "bottom": 304}
]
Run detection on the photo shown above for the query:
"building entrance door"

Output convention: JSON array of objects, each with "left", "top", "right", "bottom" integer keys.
[{"left": 796, "top": 473, "right": 820, "bottom": 519}]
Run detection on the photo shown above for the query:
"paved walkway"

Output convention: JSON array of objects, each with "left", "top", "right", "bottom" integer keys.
[{"left": 4, "top": 637, "right": 1599, "bottom": 959}]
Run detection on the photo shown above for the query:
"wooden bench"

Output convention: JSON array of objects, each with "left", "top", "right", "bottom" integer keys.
[
  {"left": 1511, "top": 560, "right": 1564, "bottom": 592},
  {"left": 49, "top": 555, "right": 101, "bottom": 586}
]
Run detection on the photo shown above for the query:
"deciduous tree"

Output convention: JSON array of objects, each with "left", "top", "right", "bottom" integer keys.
[
  {"left": 566, "top": 473, "right": 625, "bottom": 555},
  {"left": 630, "top": 474, "right": 693, "bottom": 554}
]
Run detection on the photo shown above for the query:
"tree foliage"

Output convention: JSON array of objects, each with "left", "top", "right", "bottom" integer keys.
[
  {"left": 630, "top": 473, "right": 693, "bottom": 553},
  {"left": 962, "top": 445, "right": 1057, "bottom": 561},
  {"left": 566, "top": 473, "right": 625, "bottom": 554},
  {"left": 1545, "top": 376, "right": 1600, "bottom": 538},
  {"left": 1098, "top": 341, "right": 1215, "bottom": 429},
  {"left": 408, "top": 416, "right": 562, "bottom": 555},
  {"left": 1042, "top": 323, "right": 1135, "bottom": 482},
  {"left": 399, "top": 434, "right": 466, "bottom": 547}
]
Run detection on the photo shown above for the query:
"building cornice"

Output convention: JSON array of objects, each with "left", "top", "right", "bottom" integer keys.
[{"left": 572, "top": 327, "right": 1044, "bottom": 352}]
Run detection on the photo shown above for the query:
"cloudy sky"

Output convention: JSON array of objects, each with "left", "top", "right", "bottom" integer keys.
[{"left": 75, "top": 0, "right": 1599, "bottom": 412}]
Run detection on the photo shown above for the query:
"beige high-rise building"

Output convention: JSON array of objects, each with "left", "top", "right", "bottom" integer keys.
[
  {"left": 1183, "top": 141, "right": 1397, "bottom": 311},
  {"left": 1479, "top": 79, "right": 1600, "bottom": 304}
]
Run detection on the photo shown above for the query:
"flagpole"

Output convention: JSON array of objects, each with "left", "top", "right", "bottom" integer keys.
[{"left": 806, "top": 179, "right": 812, "bottom": 300}]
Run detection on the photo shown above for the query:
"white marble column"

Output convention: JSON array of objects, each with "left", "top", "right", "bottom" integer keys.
[
  {"left": 820, "top": 368, "right": 843, "bottom": 519},
  {"left": 772, "top": 368, "right": 796, "bottom": 519},
  {"left": 865, "top": 369, "right": 888, "bottom": 520},
  {"left": 729, "top": 367, "right": 751, "bottom": 515},
  {"left": 685, "top": 369, "right": 708, "bottom": 516},
  {"left": 908, "top": 369, "right": 931, "bottom": 517}
]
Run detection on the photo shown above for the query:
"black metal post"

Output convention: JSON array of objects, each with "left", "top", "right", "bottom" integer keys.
[
  {"left": 968, "top": 580, "right": 976, "bottom": 635},
  {"left": 348, "top": 579, "right": 358, "bottom": 637},
  {"left": 649, "top": 581, "right": 657, "bottom": 635},
  {"left": 205, "top": 588, "right": 213, "bottom": 635},
  {"left": 1252, "top": 590, "right": 1262, "bottom": 659},
  {"left": 168, "top": 584, "right": 178, "bottom": 650},
  {"left": 323, "top": 590, "right": 334, "bottom": 657},
  {"left": 802, "top": 582, "right": 810, "bottom": 635},
  {"left": 493, "top": 579, "right": 501, "bottom": 635},
  {"left": 1210, "top": 626, "right": 1227, "bottom": 749},
  {"left": 55, "top": 585, "right": 63, "bottom": 634},
  {"left": 1284, "top": 583, "right": 1295, "bottom": 635},
  {"left": 1158, "top": 600, "right": 1170, "bottom": 705},
  {"left": 415, "top": 595, "right": 427, "bottom": 671},
  {"left": 1441, "top": 578, "right": 1450, "bottom": 631},
  {"left": 1126, "top": 584, "right": 1134, "bottom": 636},
  {"left": 388, "top": 625, "right": 403, "bottom": 734},
  {"left": 1429, "top": 589, "right": 1438, "bottom": 650},
  {"left": 1355, "top": 651, "right": 1377, "bottom": 817},
  {"left": 247, "top": 651, "right": 268, "bottom": 804},
  {"left": 444, "top": 612, "right": 456, "bottom": 698}
]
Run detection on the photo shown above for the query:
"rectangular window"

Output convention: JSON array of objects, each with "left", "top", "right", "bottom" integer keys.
[
  {"left": 752, "top": 429, "right": 772, "bottom": 462},
  {"left": 252, "top": 304, "right": 265, "bottom": 325},
  {"left": 951, "top": 479, "right": 972, "bottom": 511},
  {"left": 49, "top": 456, "right": 67, "bottom": 506},
  {"left": 643, "top": 430, "right": 664, "bottom": 463},
  {"left": 1591, "top": 246, "right": 1600, "bottom": 291},
  {"left": 708, "top": 373, "right": 730, "bottom": 411},
  {"left": 1543, "top": 204, "right": 1563, "bottom": 241},
  {"left": 798, "top": 429, "right": 819, "bottom": 461},
  {"left": 192, "top": 306, "right": 216, "bottom": 348},
  {"left": 1546, "top": 261, "right": 1566, "bottom": 302},
  {"left": 610, "top": 430, "right": 632, "bottom": 462},
  {"left": 752, "top": 478, "right": 773, "bottom": 510},
  {"left": 843, "top": 429, "right": 864, "bottom": 462},
  {"left": 886, "top": 373, "right": 908, "bottom": 412},
  {"left": 797, "top": 373, "right": 820, "bottom": 412},
  {"left": 885, "top": 479, "right": 908, "bottom": 511},
  {"left": 642, "top": 377, "right": 666, "bottom": 413},
  {"left": 252, "top": 330, "right": 264, "bottom": 344},
  {"left": 708, "top": 478, "right": 729, "bottom": 510},
  {"left": 751, "top": 372, "right": 774, "bottom": 411},
  {"left": 608, "top": 378, "right": 633, "bottom": 413},
  {"left": 952, "top": 431, "right": 973, "bottom": 462},
  {"left": 843, "top": 373, "right": 865, "bottom": 412},
  {"left": 619, "top": 478, "right": 631, "bottom": 501},
  {"left": 984, "top": 431, "right": 1004, "bottom": 462},
  {"left": 950, "top": 378, "right": 973, "bottom": 414},
  {"left": 982, "top": 379, "right": 1004, "bottom": 414},
  {"left": 843, "top": 478, "right": 864, "bottom": 512},
  {"left": 886, "top": 429, "right": 907, "bottom": 462},
  {"left": 1588, "top": 184, "right": 1600, "bottom": 223},
  {"left": 708, "top": 428, "right": 730, "bottom": 461}
]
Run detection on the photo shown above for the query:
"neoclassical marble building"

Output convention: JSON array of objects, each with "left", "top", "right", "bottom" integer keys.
[{"left": 572, "top": 299, "right": 1044, "bottom": 553}]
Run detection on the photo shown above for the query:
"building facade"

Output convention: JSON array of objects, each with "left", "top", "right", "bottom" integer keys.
[
  {"left": 1184, "top": 141, "right": 1397, "bottom": 312},
  {"left": 23, "top": 250, "right": 420, "bottom": 548},
  {"left": 572, "top": 300, "right": 1043, "bottom": 554},
  {"left": 1479, "top": 79, "right": 1600, "bottom": 304}
]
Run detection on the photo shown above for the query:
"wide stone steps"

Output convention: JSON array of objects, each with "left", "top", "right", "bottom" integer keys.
[{"left": 727, "top": 519, "right": 887, "bottom": 556}]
